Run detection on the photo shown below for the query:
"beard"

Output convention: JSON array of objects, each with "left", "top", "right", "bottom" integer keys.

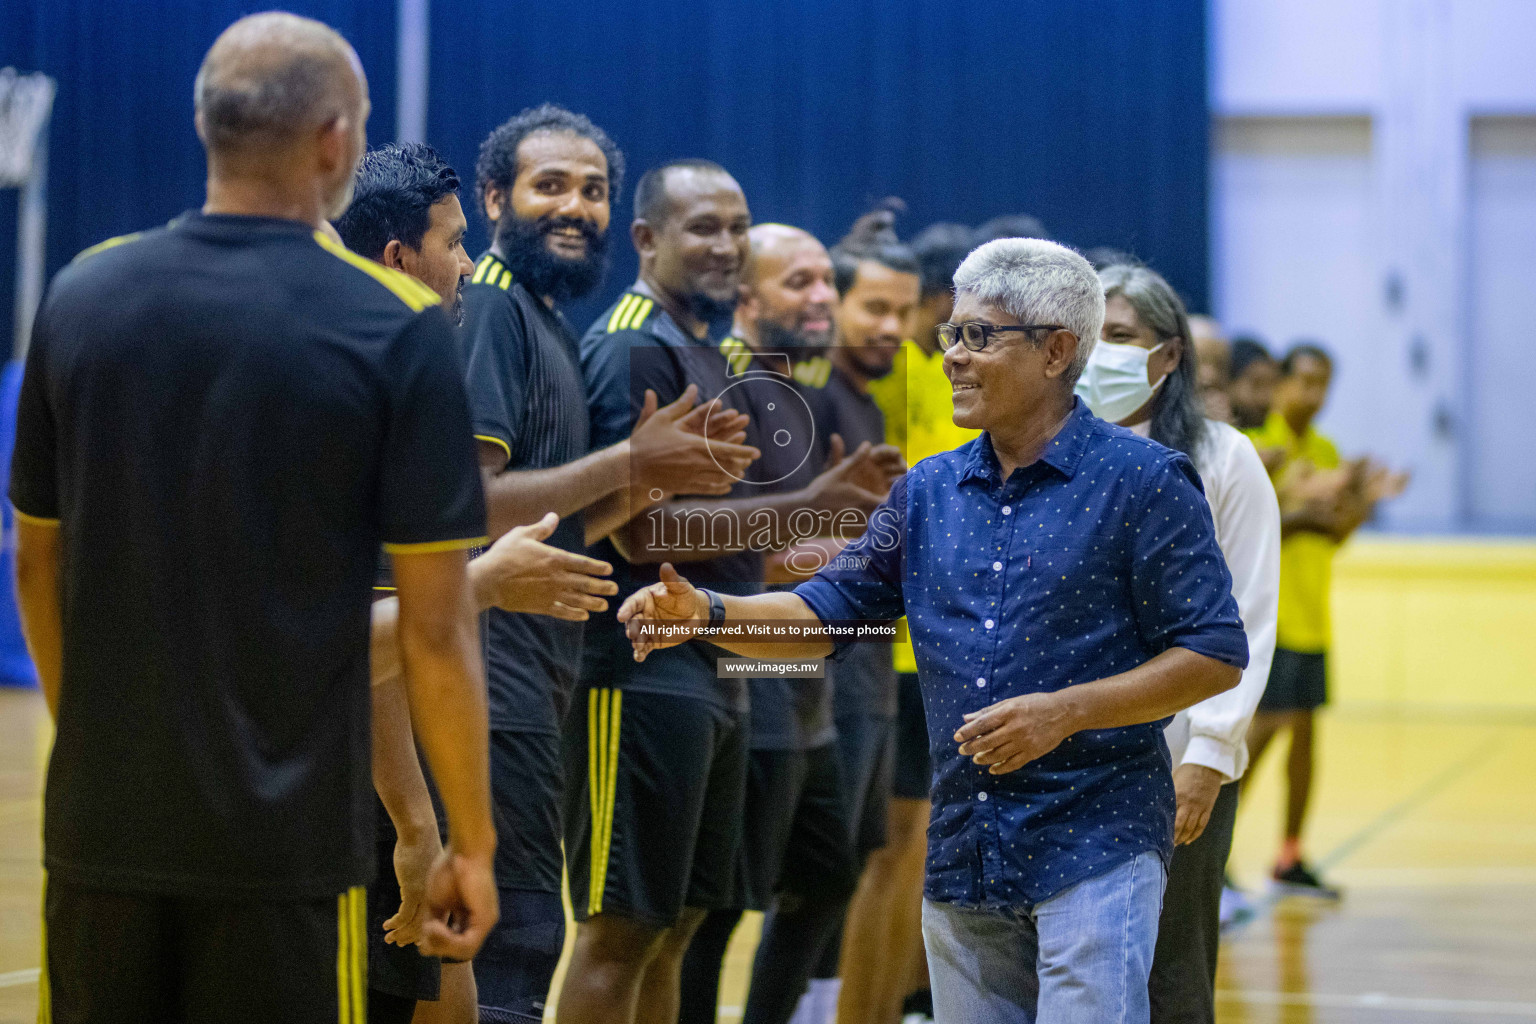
[
  {"left": 495, "top": 213, "right": 609, "bottom": 303},
  {"left": 756, "top": 318, "right": 832, "bottom": 356}
]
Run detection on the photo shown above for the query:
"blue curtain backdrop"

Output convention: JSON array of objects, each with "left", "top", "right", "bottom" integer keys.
[
  {"left": 429, "top": 0, "right": 1209, "bottom": 332},
  {"left": 0, "top": 0, "right": 397, "bottom": 354},
  {"left": 2, "top": 0, "right": 1206, "bottom": 350}
]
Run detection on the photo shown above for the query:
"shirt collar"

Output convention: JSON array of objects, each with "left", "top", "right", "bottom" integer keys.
[{"left": 959, "top": 397, "right": 1094, "bottom": 488}]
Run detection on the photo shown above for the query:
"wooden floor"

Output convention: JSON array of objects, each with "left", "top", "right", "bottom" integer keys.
[{"left": 2, "top": 689, "right": 1534, "bottom": 1023}]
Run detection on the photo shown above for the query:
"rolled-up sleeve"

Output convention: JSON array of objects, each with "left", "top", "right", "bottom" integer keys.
[
  {"left": 794, "top": 475, "right": 908, "bottom": 655},
  {"left": 1130, "top": 455, "right": 1249, "bottom": 670}
]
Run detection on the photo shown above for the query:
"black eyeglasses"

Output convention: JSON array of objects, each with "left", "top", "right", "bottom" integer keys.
[{"left": 936, "top": 321, "right": 1067, "bottom": 352}]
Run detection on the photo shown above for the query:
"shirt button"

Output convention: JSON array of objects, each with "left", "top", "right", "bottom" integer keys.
[
  {"left": 985, "top": 619, "right": 995, "bottom": 629},
  {"left": 976, "top": 677, "right": 987, "bottom": 688},
  {"left": 992, "top": 561, "right": 1003, "bottom": 571},
  {"left": 1002, "top": 505, "right": 1012, "bottom": 515},
  {"left": 977, "top": 791, "right": 989, "bottom": 801}
]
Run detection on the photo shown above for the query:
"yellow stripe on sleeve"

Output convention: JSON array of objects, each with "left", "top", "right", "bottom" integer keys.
[
  {"left": 471, "top": 257, "right": 492, "bottom": 285},
  {"left": 312, "top": 230, "right": 441, "bottom": 312},
  {"left": 622, "top": 298, "right": 654, "bottom": 331},
  {"left": 607, "top": 295, "right": 637, "bottom": 334},
  {"left": 382, "top": 536, "right": 487, "bottom": 555},
  {"left": 474, "top": 434, "right": 513, "bottom": 465},
  {"left": 13, "top": 507, "right": 61, "bottom": 528},
  {"left": 71, "top": 232, "right": 143, "bottom": 264}
]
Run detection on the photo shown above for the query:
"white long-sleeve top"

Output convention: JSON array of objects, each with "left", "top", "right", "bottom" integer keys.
[{"left": 1153, "top": 419, "right": 1281, "bottom": 782}]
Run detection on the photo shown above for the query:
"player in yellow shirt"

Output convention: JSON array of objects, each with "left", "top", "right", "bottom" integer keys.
[{"left": 1243, "top": 344, "right": 1356, "bottom": 899}]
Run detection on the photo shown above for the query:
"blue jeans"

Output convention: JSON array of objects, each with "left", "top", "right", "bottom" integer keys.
[{"left": 921, "top": 851, "right": 1167, "bottom": 1024}]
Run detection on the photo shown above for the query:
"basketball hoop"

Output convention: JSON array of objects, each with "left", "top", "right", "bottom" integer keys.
[
  {"left": 0, "top": 68, "right": 54, "bottom": 188},
  {"left": 1, "top": 68, "right": 56, "bottom": 360}
]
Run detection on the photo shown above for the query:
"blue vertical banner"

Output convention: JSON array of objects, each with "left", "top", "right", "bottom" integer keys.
[{"left": 0, "top": 360, "right": 36, "bottom": 687}]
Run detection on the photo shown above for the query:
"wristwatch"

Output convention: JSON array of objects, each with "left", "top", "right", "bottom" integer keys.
[{"left": 698, "top": 587, "right": 726, "bottom": 630}]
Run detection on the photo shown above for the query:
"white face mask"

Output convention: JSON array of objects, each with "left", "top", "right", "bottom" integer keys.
[{"left": 1075, "top": 340, "right": 1166, "bottom": 423}]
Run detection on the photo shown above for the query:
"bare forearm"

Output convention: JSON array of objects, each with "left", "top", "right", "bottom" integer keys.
[
  {"left": 371, "top": 673, "right": 438, "bottom": 840},
  {"left": 1057, "top": 648, "right": 1240, "bottom": 734},
  {"left": 712, "top": 591, "right": 833, "bottom": 659},
  {"left": 483, "top": 442, "right": 629, "bottom": 540},
  {"left": 399, "top": 601, "right": 494, "bottom": 856},
  {"left": 585, "top": 485, "right": 658, "bottom": 546},
  {"left": 14, "top": 524, "right": 63, "bottom": 719}
]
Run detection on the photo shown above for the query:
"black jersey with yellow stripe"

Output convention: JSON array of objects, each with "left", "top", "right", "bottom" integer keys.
[
  {"left": 12, "top": 211, "right": 484, "bottom": 900},
  {"left": 577, "top": 290, "right": 766, "bottom": 711},
  {"left": 459, "top": 250, "right": 592, "bottom": 734}
]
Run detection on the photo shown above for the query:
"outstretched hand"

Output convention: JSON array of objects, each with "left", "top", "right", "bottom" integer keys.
[
  {"left": 616, "top": 562, "right": 706, "bottom": 662},
  {"left": 472, "top": 512, "right": 618, "bottom": 621}
]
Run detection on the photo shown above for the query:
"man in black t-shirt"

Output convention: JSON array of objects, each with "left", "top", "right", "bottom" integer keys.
[
  {"left": 567, "top": 172, "right": 893, "bottom": 1024},
  {"left": 677, "top": 226, "right": 906, "bottom": 1024},
  {"left": 11, "top": 17, "right": 497, "bottom": 1023},
  {"left": 337, "top": 142, "right": 625, "bottom": 1024},
  {"left": 462, "top": 109, "right": 755, "bottom": 1024}
]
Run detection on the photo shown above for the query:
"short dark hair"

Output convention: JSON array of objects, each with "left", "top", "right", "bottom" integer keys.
[
  {"left": 632, "top": 159, "right": 732, "bottom": 224},
  {"left": 1282, "top": 341, "right": 1333, "bottom": 376},
  {"left": 974, "top": 213, "right": 1049, "bottom": 245},
  {"left": 831, "top": 240, "right": 921, "bottom": 297},
  {"left": 332, "top": 143, "right": 460, "bottom": 260},
  {"left": 1229, "top": 337, "right": 1274, "bottom": 379},
  {"left": 909, "top": 222, "right": 975, "bottom": 298},
  {"left": 475, "top": 104, "right": 625, "bottom": 220}
]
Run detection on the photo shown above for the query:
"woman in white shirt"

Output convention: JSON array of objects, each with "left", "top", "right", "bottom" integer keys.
[{"left": 1078, "top": 263, "right": 1281, "bottom": 1024}]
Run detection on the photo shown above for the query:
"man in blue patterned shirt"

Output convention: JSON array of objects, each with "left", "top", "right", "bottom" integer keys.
[{"left": 615, "top": 238, "right": 1248, "bottom": 1023}]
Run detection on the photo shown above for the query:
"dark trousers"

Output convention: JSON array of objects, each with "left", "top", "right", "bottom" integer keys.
[{"left": 1149, "top": 781, "right": 1239, "bottom": 1024}]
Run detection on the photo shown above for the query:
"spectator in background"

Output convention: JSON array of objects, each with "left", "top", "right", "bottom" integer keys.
[
  {"left": 1241, "top": 343, "right": 1390, "bottom": 900},
  {"left": 1077, "top": 266, "right": 1280, "bottom": 1024},
  {"left": 1188, "top": 315, "right": 1233, "bottom": 424},
  {"left": 973, "top": 212, "right": 1049, "bottom": 244},
  {"left": 1227, "top": 337, "right": 1280, "bottom": 433}
]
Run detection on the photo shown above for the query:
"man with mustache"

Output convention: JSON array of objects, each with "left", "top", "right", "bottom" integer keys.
[
  {"left": 461, "top": 109, "right": 751, "bottom": 1023},
  {"left": 615, "top": 238, "right": 1249, "bottom": 1024},
  {"left": 566, "top": 167, "right": 886, "bottom": 1024},
  {"left": 678, "top": 224, "right": 900, "bottom": 1024}
]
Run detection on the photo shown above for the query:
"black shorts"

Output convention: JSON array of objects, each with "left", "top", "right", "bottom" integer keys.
[
  {"left": 893, "top": 673, "right": 932, "bottom": 800},
  {"left": 367, "top": 840, "right": 441, "bottom": 1005},
  {"left": 737, "top": 743, "right": 860, "bottom": 911},
  {"left": 43, "top": 876, "right": 370, "bottom": 1024},
  {"left": 834, "top": 712, "right": 895, "bottom": 858},
  {"left": 563, "top": 687, "right": 748, "bottom": 928},
  {"left": 491, "top": 729, "right": 565, "bottom": 896},
  {"left": 1259, "top": 649, "right": 1328, "bottom": 712}
]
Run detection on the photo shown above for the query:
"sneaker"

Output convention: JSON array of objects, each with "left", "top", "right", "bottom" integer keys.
[
  {"left": 1219, "top": 883, "right": 1255, "bottom": 929},
  {"left": 1271, "top": 860, "right": 1343, "bottom": 900},
  {"left": 901, "top": 989, "right": 935, "bottom": 1022}
]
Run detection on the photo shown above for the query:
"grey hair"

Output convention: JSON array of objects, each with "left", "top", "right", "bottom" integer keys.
[
  {"left": 194, "top": 13, "right": 358, "bottom": 152},
  {"left": 951, "top": 238, "right": 1104, "bottom": 385}
]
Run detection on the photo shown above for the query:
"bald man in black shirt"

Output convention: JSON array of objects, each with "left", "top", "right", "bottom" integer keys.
[{"left": 13, "top": 15, "right": 496, "bottom": 1022}]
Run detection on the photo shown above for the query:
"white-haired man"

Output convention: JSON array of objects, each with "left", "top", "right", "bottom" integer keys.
[{"left": 613, "top": 238, "right": 1249, "bottom": 1023}]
